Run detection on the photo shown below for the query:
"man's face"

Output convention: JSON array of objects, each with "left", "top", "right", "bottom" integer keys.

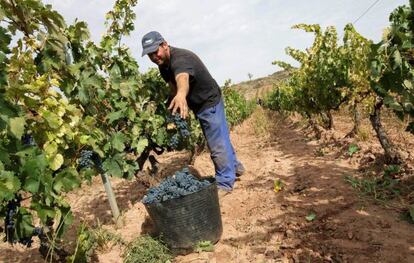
[{"left": 148, "top": 42, "right": 169, "bottom": 66}]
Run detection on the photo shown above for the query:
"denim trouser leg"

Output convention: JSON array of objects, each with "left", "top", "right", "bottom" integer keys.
[
  {"left": 196, "top": 99, "right": 237, "bottom": 190},
  {"left": 232, "top": 144, "right": 244, "bottom": 174}
]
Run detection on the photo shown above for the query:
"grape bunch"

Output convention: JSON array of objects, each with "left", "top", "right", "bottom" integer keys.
[
  {"left": 3, "top": 197, "right": 43, "bottom": 247},
  {"left": 4, "top": 198, "right": 19, "bottom": 244},
  {"left": 78, "top": 150, "right": 103, "bottom": 171},
  {"left": 166, "top": 113, "right": 191, "bottom": 149},
  {"left": 78, "top": 150, "right": 94, "bottom": 168},
  {"left": 19, "top": 236, "right": 33, "bottom": 247},
  {"left": 142, "top": 167, "right": 211, "bottom": 204},
  {"left": 20, "top": 227, "right": 43, "bottom": 248},
  {"left": 169, "top": 134, "right": 180, "bottom": 149},
  {"left": 21, "top": 134, "right": 36, "bottom": 146}
]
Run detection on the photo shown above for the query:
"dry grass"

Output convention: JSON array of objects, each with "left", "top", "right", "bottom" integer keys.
[{"left": 250, "top": 107, "right": 273, "bottom": 137}]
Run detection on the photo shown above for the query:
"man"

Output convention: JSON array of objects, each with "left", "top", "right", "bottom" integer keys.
[{"left": 141, "top": 31, "right": 244, "bottom": 193}]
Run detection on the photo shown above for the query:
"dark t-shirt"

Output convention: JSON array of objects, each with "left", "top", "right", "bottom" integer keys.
[{"left": 159, "top": 46, "right": 221, "bottom": 114}]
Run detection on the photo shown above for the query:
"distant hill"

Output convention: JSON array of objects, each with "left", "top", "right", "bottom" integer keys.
[{"left": 229, "top": 70, "right": 290, "bottom": 100}]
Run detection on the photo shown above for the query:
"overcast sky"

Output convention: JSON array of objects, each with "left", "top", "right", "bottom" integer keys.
[{"left": 44, "top": 0, "right": 408, "bottom": 85}]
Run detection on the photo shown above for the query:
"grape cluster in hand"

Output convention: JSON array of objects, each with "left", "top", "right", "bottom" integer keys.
[{"left": 142, "top": 167, "right": 210, "bottom": 204}]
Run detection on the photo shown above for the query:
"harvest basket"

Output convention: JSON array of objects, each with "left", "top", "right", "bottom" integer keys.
[{"left": 143, "top": 177, "right": 222, "bottom": 249}]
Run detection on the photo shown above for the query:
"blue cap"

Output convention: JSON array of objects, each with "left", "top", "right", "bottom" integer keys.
[{"left": 141, "top": 31, "right": 165, "bottom": 56}]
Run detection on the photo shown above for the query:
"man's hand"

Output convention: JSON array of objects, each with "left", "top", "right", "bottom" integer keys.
[
  {"left": 168, "top": 94, "right": 189, "bottom": 119},
  {"left": 169, "top": 72, "right": 190, "bottom": 119}
]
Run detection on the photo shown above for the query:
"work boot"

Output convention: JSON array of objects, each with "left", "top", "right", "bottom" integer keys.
[{"left": 236, "top": 162, "right": 245, "bottom": 178}]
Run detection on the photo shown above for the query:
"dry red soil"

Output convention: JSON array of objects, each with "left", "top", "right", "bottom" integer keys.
[{"left": 1, "top": 108, "right": 414, "bottom": 263}]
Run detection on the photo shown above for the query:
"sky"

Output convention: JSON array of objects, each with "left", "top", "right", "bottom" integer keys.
[{"left": 44, "top": 0, "right": 408, "bottom": 85}]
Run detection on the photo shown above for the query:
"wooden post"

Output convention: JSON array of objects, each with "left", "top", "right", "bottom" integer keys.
[{"left": 100, "top": 173, "right": 120, "bottom": 221}]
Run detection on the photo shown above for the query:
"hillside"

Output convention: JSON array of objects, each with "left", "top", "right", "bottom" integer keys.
[{"left": 229, "top": 70, "right": 290, "bottom": 100}]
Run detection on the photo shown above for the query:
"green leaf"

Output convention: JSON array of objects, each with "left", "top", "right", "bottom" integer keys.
[
  {"left": 383, "top": 96, "right": 403, "bottom": 112},
  {"left": 9, "top": 117, "right": 26, "bottom": 139},
  {"left": 31, "top": 203, "right": 56, "bottom": 224},
  {"left": 392, "top": 49, "right": 402, "bottom": 68},
  {"left": 0, "top": 146, "right": 11, "bottom": 165},
  {"left": 155, "top": 129, "right": 167, "bottom": 146},
  {"left": 132, "top": 124, "right": 141, "bottom": 136},
  {"left": 348, "top": 144, "right": 359, "bottom": 157},
  {"left": 55, "top": 205, "right": 73, "bottom": 238},
  {"left": 274, "top": 178, "right": 283, "bottom": 192},
  {"left": 83, "top": 73, "right": 102, "bottom": 88},
  {"left": 22, "top": 153, "right": 48, "bottom": 176},
  {"left": 384, "top": 165, "right": 400, "bottom": 177},
  {"left": 103, "top": 157, "right": 123, "bottom": 177},
  {"left": 0, "top": 97, "right": 18, "bottom": 129},
  {"left": 79, "top": 135, "right": 90, "bottom": 144},
  {"left": 41, "top": 172, "right": 54, "bottom": 194},
  {"left": 0, "top": 7, "right": 5, "bottom": 20},
  {"left": 77, "top": 85, "right": 90, "bottom": 104},
  {"left": 44, "top": 141, "right": 58, "bottom": 155},
  {"left": 23, "top": 175, "right": 40, "bottom": 193},
  {"left": 127, "top": 108, "right": 136, "bottom": 121},
  {"left": 107, "top": 110, "right": 125, "bottom": 124},
  {"left": 132, "top": 138, "right": 148, "bottom": 155},
  {"left": 53, "top": 168, "right": 80, "bottom": 193},
  {"left": 15, "top": 208, "right": 34, "bottom": 239},
  {"left": 80, "top": 168, "right": 96, "bottom": 182},
  {"left": 194, "top": 240, "right": 215, "bottom": 253},
  {"left": 111, "top": 132, "right": 126, "bottom": 152},
  {"left": 49, "top": 153, "right": 64, "bottom": 171},
  {"left": 42, "top": 110, "right": 62, "bottom": 129},
  {"left": 404, "top": 80, "right": 413, "bottom": 90},
  {"left": 0, "top": 171, "right": 21, "bottom": 202},
  {"left": 306, "top": 212, "right": 316, "bottom": 221},
  {"left": 120, "top": 81, "right": 133, "bottom": 98}
]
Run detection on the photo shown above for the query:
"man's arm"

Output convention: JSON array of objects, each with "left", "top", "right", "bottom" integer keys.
[{"left": 168, "top": 72, "right": 190, "bottom": 118}]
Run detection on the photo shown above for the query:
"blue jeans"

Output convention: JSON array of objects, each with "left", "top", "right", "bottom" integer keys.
[{"left": 196, "top": 99, "right": 241, "bottom": 190}]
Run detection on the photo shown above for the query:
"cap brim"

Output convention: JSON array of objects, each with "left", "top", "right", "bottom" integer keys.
[{"left": 141, "top": 42, "right": 162, "bottom": 57}]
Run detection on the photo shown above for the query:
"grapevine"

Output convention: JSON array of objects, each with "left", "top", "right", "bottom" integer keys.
[
  {"left": 222, "top": 80, "right": 256, "bottom": 127},
  {"left": 264, "top": 2, "right": 412, "bottom": 162}
]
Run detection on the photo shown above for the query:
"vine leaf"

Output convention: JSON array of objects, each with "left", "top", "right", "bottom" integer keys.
[
  {"left": 103, "top": 156, "right": 123, "bottom": 177},
  {"left": 49, "top": 153, "right": 64, "bottom": 171},
  {"left": 133, "top": 138, "right": 149, "bottom": 155},
  {"left": 23, "top": 175, "right": 40, "bottom": 194},
  {"left": 16, "top": 208, "right": 35, "bottom": 238},
  {"left": 0, "top": 170, "right": 21, "bottom": 202},
  {"left": 53, "top": 168, "right": 80, "bottom": 193},
  {"left": 107, "top": 110, "right": 125, "bottom": 124},
  {"left": 9, "top": 117, "right": 25, "bottom": 139},
  {"left": 111, "top": 132, "right": 126, "bottom": 152},
  {"left": 31, "top": 203, "right": 56, "bottom": 224}
]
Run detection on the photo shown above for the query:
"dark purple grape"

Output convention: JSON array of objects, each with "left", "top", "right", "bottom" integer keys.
[
  {"left": 142, "top": 167, "right": 211, "bottom": 204},
  {"left": 166, "top": 113, "right": 191, "bottom": 149}
]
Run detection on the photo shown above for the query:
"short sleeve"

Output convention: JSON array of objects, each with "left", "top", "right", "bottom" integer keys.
[{"left": 171, "top": 55, "right": 195, "bottom": 77}]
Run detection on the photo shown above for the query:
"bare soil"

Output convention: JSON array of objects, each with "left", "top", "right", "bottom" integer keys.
[{"left": 1, "top": 108, "right": 414, "bottom": 263}]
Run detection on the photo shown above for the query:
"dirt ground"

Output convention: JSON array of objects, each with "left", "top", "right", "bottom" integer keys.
[{"left": 1, "top": 108, "right": 414, "bottom": 263}]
